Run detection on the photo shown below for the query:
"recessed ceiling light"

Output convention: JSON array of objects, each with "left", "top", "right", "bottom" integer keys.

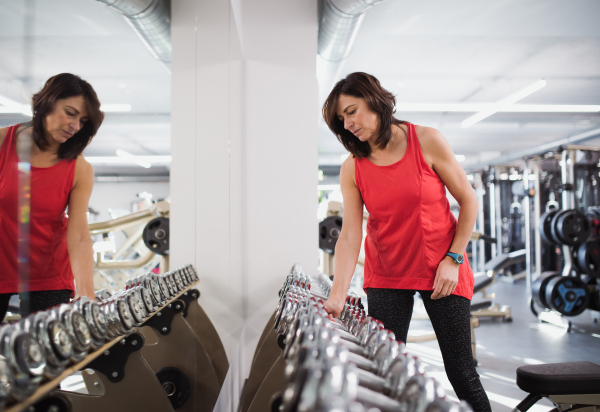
[
  {"left": 461, "top": 80, "right": 547, "bottom": 128},
  {"left": 116, "top": 149, "right": 151, "bottom": 168}
]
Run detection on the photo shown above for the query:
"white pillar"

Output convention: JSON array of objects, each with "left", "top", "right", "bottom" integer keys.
[{"left": 171, "top": 0, "right": 318, "bottom": 385}]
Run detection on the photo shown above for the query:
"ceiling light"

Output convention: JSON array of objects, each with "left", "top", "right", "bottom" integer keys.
[
  {"left": 101, "top": 104, "right": 132, "bottom": 112},
  {"left": 461, "top": 80, "right": 547, "bottom": 128},
  {"left": 85, "top": 155, "right": 171, "bottom": 165},
  {"left": 455, "top": 154, "right": 466, "bottom": 162},
  {"left": 115, "top": 149, "right": 152, "bottom": 168},
  {"left": 394, "top": 103, "right": 600, "bottom": 113},
  {"left": 0, "top": 94, "right": 32, "bottom": 116}
]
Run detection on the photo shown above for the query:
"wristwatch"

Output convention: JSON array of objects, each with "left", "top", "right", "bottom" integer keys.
[{"left": 446, "top": 252, "right": 464, "bottom": 264}]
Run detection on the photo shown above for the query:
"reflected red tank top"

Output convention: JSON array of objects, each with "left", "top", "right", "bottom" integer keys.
[
  {"left": 355, "top": 123, "right": 474, "bottom": 300},
  {"left": 0, "top": 125, "right": 76, "bottom": 295}
]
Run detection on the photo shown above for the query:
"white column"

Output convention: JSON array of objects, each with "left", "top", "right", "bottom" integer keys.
[{"left": 171, "top": 0, "right": 318, "bottom": 382}]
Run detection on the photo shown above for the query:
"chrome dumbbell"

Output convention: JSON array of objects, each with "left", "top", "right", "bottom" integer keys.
[
  {"left": 27, "top": 312, "right": 72, "bottom": 378},
  {"left": 99, "top": 296, "right": 135, "bottom": 339},
  {"left": 0, "top": 351, "right": 12, "bottom": 410},
  {"left": 285, "top": 322, "right": 420, "bottom": 400},
  {"left": 72, "top": 297, "right": 108, "bottom": 350},
  {"left": 49, "top": 304, "right": 92, "bottom": 363},
  {"left": 0, "top": 325, "right": 46, "bottom": 401},
  {"left": 112, "top": 289, "right": 147, "bottom": 327},
  {"left": 281, "top": 357, "right": 404, "bottom": 412}
]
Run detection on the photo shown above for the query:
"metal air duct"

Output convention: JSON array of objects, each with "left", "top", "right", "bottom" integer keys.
[
  {"left": 319, "top": 0, "right": 385, "bottom": 62},
  {"left": 96, "top": 0, "right": 171, "bottom": 69},
  {"left": 317, "top": 0, "right": 386, "bottom": 99}
]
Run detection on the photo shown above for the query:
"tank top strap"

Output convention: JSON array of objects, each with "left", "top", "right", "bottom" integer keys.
[
  {"left": 403, "top": 122, "right": 423, "bottom": 174},
  {"left": 0, "top": 125, "right": 18, "bottom": 162}
]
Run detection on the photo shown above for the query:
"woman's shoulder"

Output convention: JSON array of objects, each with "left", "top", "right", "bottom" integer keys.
[
  {"left": 0, "top": 127, "right": 8, "bottom": 147},
  {"left": 73, "top": 155, "right": 94, "bottom": 185}
]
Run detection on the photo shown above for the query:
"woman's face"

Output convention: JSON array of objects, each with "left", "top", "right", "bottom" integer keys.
[
  {"left": 336, "top": 94, "right": 379, "bottom": 143},
  {"left": 44, "top": 96, "right": 89, "bottom": 146}
]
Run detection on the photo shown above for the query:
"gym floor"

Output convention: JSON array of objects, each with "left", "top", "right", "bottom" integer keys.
[{"left": 406, "top": 279, "right": 600, "bottom": 412}]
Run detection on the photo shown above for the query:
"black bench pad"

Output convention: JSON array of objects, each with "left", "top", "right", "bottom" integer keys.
[
  {"left": 483, "top": 249, "right": 526, "bottom": 272},
  {"left": 516, "top": 362, "right": 600, "bottom": 395}
]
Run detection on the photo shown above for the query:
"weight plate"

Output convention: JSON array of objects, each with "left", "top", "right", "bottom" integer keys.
[
  {"left": 71, "top": 311, "right": 92, "bottom": 351},
  {"left": 531, "top": 272, "right": 560, "bottom": 310},
  {"left": 319, "top": 216, "right": 343, "bottom": 254},
  {"left": 539, "top": 210, "right": 559, "bottom": 244},
  {"left": 156, "top": 367, "right": 191, "bottom": 409},
  {"left": 158, "top": 277, "right": 170, "bottom": 301},
  {"left": 544, "top": 276, "right": 590, "bottom": 316},
  {"left": 116, "top": 299, "right": 135, "bottom": 332},
  {"left": 143, "top": 217, "right": 170, "bottom": 256},
  {"left": 552, "top": 209, "right": 591, "bottom": 246},
  {"left": 549, "top": 209, "right": 570, "bottom": 245},
  {"left": 13, "top": 333, "right": 45, "bottom": 377},
  {"left": 48, "top": 320, "right": 72, "bottom": 361},
  {"left": 576, "top": 239, "right": 600, "bottom": 278}
]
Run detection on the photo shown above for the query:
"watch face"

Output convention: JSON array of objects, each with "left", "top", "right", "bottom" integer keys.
[{"left": 456, "top": 254, "right": 464, "bottom": 263}]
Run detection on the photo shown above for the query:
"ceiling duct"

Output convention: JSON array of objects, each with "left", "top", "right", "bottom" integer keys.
[
  {"left": 97, "top": 0, "right": 171, "bottom": 69},
  {"left": 317, "top": 0, "right": 386, "bottom": 98}
]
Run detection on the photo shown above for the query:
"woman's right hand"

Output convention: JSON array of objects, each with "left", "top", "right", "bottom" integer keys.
[{"left": 322, "top": 297, "right": 346, "bottom": 320}]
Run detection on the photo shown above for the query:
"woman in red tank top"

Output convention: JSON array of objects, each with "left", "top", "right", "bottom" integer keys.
[
  {"left": 321, "top": 73, "right": 492, "bottom": 412},
  {"left": 0, "top": 73, "right": 104, "bottom": 319}
]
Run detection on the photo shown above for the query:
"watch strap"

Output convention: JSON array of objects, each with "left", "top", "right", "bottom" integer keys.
[{"left": 446, "top": 252, "right": 464, "bottom": 264}]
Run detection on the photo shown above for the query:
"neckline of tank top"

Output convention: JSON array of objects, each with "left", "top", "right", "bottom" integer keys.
[
  {"left": 363, "top": 123, "right": 411, "bottom": 168},
  {"left": 12, "top": 131, "right": 67, "bottom": 170}
]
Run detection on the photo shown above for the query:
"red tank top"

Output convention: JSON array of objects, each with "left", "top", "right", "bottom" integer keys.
[
  {"left": 0, "top": 125, "right": 76, "bottom": 295},
  {"left": 355, "top": 123, "right": 474, "bottom": 300}
]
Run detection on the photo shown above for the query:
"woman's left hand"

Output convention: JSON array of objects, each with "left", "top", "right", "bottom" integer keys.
[{"left": 431, "top": 256, "right": 460, "bottom": 299}]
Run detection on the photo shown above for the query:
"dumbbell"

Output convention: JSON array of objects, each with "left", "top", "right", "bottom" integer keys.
[
  {"left": 285, "top": 320, "right": 421, "bottom": 399},
  {"left": 111, "top": 288, "right": 148, "bottom": 327},
  {"left": 129, "top": 273, "right": 164, "bottom": 308},
  {"left": 425, "top": 399, "right": 474, "bottom": 412},
  {"left": 0, "top": 324, "right": 46, "bottom": 401},
  {"left": 0, "top": 352, "right": 11, "bottom": 411},
  {"left": 21, "top": 311, "right": 72, "bottom": 378},
  {"left": 45, "top": 304, "right": 92, "bottom": 363},
  {"left": 281, "top": 352, "right": 442, "bottom": 412},
  {"left": 276, "top": 286, "right": 363, "bottom": 339},
  {"left": 277, "top": 291, "right": 373, "bottom": 350},
  {"left": 72, "top": 297, "right": 109, "bottom": 350},
  {"left": 96, "top": 295, "right": 135, "bottom": 339}
]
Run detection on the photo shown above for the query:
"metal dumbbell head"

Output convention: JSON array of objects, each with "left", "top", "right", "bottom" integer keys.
[
  {"left": 76, "top": 298, "right": 108, "bottom": 350},
  {"left": 397, "top": 374, "right": 445, "bottom": 412},
  {"left": 0, "top": 351, "right": 13, "bottom": 409},
  {"left": 383, "top": 356, "right": 425, "bottom": 400},
  {"left": 157, "top": 276, "right": 171, "bottom": 301},
  {"left": 0, "top": 325, "right": 46, "bottom": 401},
  {"left": 425, "top": 399, "right": 469, "bottom": 412},
  {"left": 51, "top": 304, "right": 91, "bottom": 362},
  {"left": 30, "top": 312, "right": 72, "bottom": 378}
]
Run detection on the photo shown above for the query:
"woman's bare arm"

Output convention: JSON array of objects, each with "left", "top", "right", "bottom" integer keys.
[
  {"left": 323, "top": 155, "right": 364, "bottom": 318},
  {"left": 66, "top": 156, "right": 96, "bottom": 300}
]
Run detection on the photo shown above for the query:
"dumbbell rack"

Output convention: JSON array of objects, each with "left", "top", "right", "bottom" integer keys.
[{"left": 4, "top": 281, "right": 224, "bottom": 412}]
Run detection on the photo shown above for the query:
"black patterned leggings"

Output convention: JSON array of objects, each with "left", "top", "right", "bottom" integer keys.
[
  {"left": 0, "top": 290, "right": 71, "bottom": 322},
  {"left": 366, "top": 288, "right": 492, "bottom": 412}
]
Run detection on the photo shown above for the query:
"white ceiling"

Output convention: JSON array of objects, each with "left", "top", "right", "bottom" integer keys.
[{"left": 0, "top": 0, "right": 599, "bottom": 174}]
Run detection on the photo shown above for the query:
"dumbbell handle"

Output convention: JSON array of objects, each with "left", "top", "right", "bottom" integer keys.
[{"left": 356, "top": 385, "right": 402, "bottom": 412}]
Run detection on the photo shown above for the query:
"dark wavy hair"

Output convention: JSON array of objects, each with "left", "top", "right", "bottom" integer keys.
[
  {"left": 322, "top": 72, "right": 407, "bottom": 159},
  {"left": 20, "top": 73, "right": 104, "bottom": 160}
]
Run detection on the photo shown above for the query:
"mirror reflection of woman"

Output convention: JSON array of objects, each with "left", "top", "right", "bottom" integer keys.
[{"left": 0, "top": 73, "right": 104, "bottom": 320}]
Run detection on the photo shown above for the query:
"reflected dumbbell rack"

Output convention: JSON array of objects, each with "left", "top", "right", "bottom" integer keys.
[{"left": 2, "top": 264, "right": 228, "bottom": 412}]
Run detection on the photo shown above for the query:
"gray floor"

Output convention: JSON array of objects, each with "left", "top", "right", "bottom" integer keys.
[{"left": 405, "top": 279, "right": 600, "bottom": 412}]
